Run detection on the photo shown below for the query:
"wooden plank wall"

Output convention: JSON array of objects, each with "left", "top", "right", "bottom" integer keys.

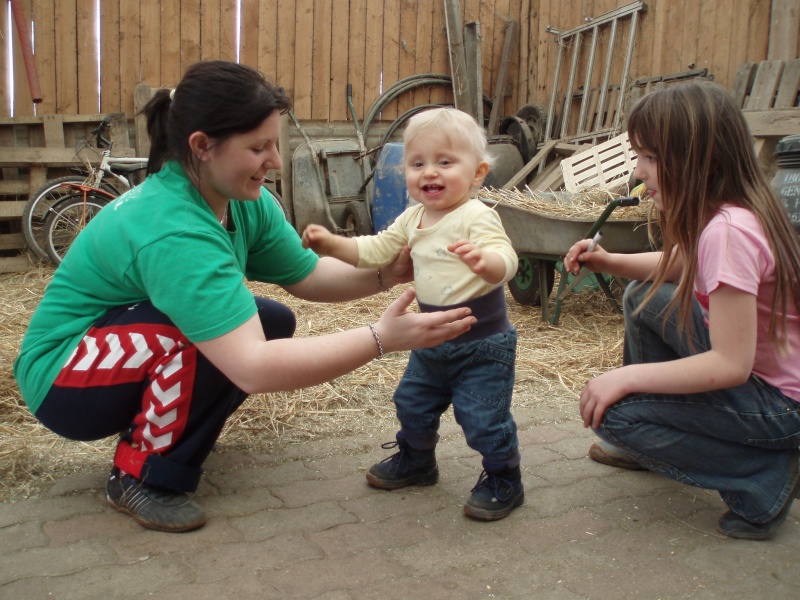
[{"left": 1, "top": 0, "right": 796, "bottom": 123}]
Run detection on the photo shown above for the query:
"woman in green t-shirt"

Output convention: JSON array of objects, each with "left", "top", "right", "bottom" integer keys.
[{"left": 14, "top": 61, "right": 476, "bottom": 533}]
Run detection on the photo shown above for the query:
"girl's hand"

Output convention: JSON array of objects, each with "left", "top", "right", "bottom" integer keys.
[
  {"left": 579, "top": 368, "right": 631, "bottom": 429},
  {"left": 302, "top": 224, "right": 332, "bottom": 253},
  {"left": 374, "top": 287, "right": 476, "bottom": 351},
  {"left": 563, "top": 239, "right": 606, "bottom": 276},
  {"left": 448, "top": 239, "right": 486, "bottom": 275}
]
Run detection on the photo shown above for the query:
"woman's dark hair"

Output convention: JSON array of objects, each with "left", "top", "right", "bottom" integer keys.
[{"left": 139, "top": 61, "right": 291, "bottom": 175}]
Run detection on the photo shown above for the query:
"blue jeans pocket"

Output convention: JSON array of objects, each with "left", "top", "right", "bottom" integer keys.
[{"left": 457, "top": 330, "right": 516, "bottom": 409}]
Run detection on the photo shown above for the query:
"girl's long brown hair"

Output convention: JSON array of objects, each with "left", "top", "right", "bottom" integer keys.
[{"left": 626, "top": 81, "right": 800, "bottom": 345}]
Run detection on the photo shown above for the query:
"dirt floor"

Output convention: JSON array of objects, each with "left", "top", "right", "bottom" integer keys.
[{"left": 0, "top": 262, "right": 625, "bottom": 502}]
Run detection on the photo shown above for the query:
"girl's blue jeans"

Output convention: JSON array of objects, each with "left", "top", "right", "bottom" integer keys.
[{"left": 597, "top": 281, "right": 800, "bottom": 523}]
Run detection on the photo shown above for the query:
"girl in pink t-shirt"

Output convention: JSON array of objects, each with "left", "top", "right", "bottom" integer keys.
[{"left": 564, "top": 81, "right": 800, "bottom": 541}]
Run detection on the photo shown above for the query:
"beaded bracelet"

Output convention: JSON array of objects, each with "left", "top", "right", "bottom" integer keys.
[
  {"left": 377, "top": 268, "right": 385, "bottom": 290},
  {"left": 367, "top": 323, "right": 384, "bottom": 358}
]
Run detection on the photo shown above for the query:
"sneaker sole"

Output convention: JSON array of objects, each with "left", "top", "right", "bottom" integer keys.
[
  {"left": 463, "top": 491, "right": 525, "bottom": 521},
  {"left": 716, "top": 468, "right": 800, "bottom": 540},
  {"left": 365, "top": 468, "right": 439, "bottom": 490},
  {"left": 588, "top": 442, "right": 647, "bottom": 471},
  {"left": 105, "top": 496, "right": 207, "bottom": 533}
]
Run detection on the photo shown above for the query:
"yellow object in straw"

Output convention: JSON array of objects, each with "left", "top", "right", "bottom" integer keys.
[{"left": 631, "top": 182, "right": 648, "bottom": 198}]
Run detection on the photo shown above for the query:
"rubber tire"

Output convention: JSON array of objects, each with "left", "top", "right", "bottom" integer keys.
[
  {"left": 341, "top": 201, "right": 372, "bottom": 237},
  {"left": 23, "top": 176, "right": 120, "bottom": 261},
  {"left": 42, "top": 192, "right": 111, "bottom": 265},
  {"left": 507, "top": 254, "right": 556, "bottom": 306}
]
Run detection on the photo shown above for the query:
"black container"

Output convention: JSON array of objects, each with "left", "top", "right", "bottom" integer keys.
[{"left": 771, "top": 134, "right": 800, "bottom": 235}]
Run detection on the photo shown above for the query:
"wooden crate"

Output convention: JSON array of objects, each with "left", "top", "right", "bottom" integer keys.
[{"left": 560, "top": 132, "right": 637, "bottom": 192}]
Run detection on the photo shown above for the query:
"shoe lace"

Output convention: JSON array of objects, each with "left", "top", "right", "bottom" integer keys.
[
  {"left": 378, "top": 441, "right": 409, "bottom": 468},
  {"left": 471, "top": 470, "right": 515, "bottom": 502}
]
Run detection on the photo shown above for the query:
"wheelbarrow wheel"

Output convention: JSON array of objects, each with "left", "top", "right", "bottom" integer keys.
[
  {"left": 341, "top": 201, "right": 372, "bottom": 237},
  {"left": 508, "top": 254, "right": 555, "bottom": 306}
]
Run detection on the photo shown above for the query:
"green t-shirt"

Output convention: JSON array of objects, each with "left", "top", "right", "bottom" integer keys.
[{"left": 13, "top": 161, "right": 318, "bottom": 413}]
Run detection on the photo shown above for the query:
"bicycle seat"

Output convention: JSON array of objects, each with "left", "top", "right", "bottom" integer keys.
[{"left": 109, "top": 163, "right": 147, "bottom": 174}]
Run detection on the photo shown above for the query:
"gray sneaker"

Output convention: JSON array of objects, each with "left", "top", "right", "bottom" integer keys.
[
  {"left": 105, "top": 467, "right": 207, "bottom": 533},
  {"left": 588, "top": 440, "right": 647, "bottom": 471}
]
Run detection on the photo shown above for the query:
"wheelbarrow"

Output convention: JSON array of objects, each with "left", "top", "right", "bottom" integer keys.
[{"left": 487, "top": 195, "right": 651, "bottom": 325}]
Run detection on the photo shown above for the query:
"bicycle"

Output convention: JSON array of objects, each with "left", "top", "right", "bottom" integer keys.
[{"left": 22, "top": 117, "right": 148, "bottom": 263}]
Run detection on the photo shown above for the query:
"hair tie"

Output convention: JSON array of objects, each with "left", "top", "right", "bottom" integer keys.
[{"left": 169, "top": 88, "right": 176, "bottom": 101}]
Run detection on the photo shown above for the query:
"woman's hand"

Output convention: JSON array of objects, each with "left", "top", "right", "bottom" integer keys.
[
  {"left": 373, "top": 287, "right": 476, "bottom": 352},
  {"left": 563, "top": 238, "right": 606, "bottom": 276},
  {"left": 579, "top": 368, "right": 632, "bottom": 429},
  {"left": 381, "top": 245, "right": 414, "bottom": 288}
]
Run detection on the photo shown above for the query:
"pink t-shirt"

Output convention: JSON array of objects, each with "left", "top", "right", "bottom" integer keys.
[{"left": 695, "top": 205, "right": 800, "bottom": 402}]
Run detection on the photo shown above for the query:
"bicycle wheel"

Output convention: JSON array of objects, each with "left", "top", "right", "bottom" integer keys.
[
  {"left": 23, "top": 176, "right": 120, "bottom": 260},
  {"left": 42, "top": 192, "right": 111, "bottom": 265}
]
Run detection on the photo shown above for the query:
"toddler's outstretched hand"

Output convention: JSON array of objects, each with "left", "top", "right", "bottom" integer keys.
[
  {"left": 302, "top": 224, "right": 333, "bottom": 254},
  {"left": 448, "top": 239, "right": 487, "bottom": 275}
]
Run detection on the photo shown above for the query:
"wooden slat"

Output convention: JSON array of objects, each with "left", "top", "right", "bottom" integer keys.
[
  {"left": 219, "top": 0, "right": 238, "bottom": 62},
  {"left": 161, "top": 1, "right": 182, "bottom": 85},
  {"left": 346, "top": 0, "right": 367, "bottom": 120},
  {"left": 293, "top": 0, "right": 314, "bottom": 117},
  {"left": 180, "top": 0, "right": 202, "bottom": 76},
  {"left": 0, "top": 181, "right": 29, "bottom": 196},
  {"left": 140, "top": 0, "right": 161, "bottom": 85},
  {"left": 0, "top": 233, "right": 25, "bottom": 251},
  {"left": 0, "top": 255, "right": 36, "bottom": 274},
  {"left": 54, "top": 0, "right": 78, "bottom": 114},
  {"left": 12, "top": 0, "right": 35, "bottom": 117},
  {"left": 31, "top": 0, "right": 56, "bottom": 115},
  {"left": 239, "top": 0, "right": 261, "bottom": 69},
  {"left": 774, "top": 59, "right": 800, "bottom": 108},
  {"left": 200, "top": 0, "right": 221, "bottom": 61},
  {"left": 769, "top": 0, "right": 800, "bottom": 60},
  {"left": 256, "top": 0, "right": 279, "bottom": 79},
  {"left": 732, "top": 62, "right": 758, "bottom": 108},
  {"left": 76, "top": 0, "right": 97, "bottom": 114},
  {"left": 396, "top": 0, "right": 419, "bottom": 117},
  {"left": 99, "top": 0, "right": 121, "bottom": 113},
  {"left": 118, "top": 0, "right": 141, "bottom": 116},
  {"left": 412, "top": 2, "right": 434, "bottom": 107},
  {"left": 0, "top": 201, "right": 27, "bottom": 218},
  {"left": 429, "top": 1, "right": 449, "bottom": 106},
  {"left": 0, "top": 2, "right": 10, "bottom": 118},
  {"left": 364, "top": 0, "right": 384, "bottom": 118},
  {"left": 381, "top": 0, "right": 401, "bottom": 120},
  {"left": 746, "top": 60, "right": 785, "bottom": 110},
  {"left": 276, "top": 0, "right": 296, "bottom": 99},
  {"left": 743, "top": 109, "right": 800, "bottom": 137},
  {"left": 311, "top": 0, "right": 333, "bottom": 120},
  {"left": 0, "top": 147, "right": 137, "bottom": 166}
]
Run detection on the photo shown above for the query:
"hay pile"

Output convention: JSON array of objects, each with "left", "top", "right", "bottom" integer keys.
[
  {"left": 482, "top": 185, "right": 653, "bottom": 221},
  {"left": 0, "top": 261, "right": 625, "bottom": 501}
]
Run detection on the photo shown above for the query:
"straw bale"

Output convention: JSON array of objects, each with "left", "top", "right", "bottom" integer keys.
[{"left": 0, "top": 259, "right": 624, "bottom": 501}]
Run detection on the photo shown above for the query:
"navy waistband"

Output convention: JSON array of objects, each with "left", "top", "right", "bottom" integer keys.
[{"left": 417, "top": 286, "right": 512, "bottom": 344}]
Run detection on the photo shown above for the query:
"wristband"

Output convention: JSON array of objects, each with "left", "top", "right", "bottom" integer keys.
[{"left": 367, "top": 323, "right": 384, "bottom": 358}]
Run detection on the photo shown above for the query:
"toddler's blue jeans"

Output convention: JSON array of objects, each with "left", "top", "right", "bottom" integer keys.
[{"left": 393, "top": 328, "right": 519, "bottom": 468}]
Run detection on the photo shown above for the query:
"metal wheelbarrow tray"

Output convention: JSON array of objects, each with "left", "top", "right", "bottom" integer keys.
[{"left": 485, "top": 196, "right": 653, "bottom": 325}]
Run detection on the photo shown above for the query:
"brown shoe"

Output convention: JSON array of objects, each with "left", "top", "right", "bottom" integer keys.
[{"left": 588, "top": 440, "right": 647, "bottom": 471}]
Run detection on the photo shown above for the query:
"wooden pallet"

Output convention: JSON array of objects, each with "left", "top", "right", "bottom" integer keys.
[
  {"left": 560, "top": 132, "right": 637, "bottom": 192},
  {"left": 733, "top": 59, "right": 800, "bottom": 177}
]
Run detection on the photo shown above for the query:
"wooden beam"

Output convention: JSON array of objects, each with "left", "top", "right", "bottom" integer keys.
[
  {"left": 0, "top": 147, "right": 137, "bottom": 166},
  {"left": 0, "top": 255, "right": 36, "bottom": 274},
  {"left": 0, "top": 201, "right": 26, "bottom": 218},
  {"left": 743, "top": 109, "right": 800, "bottom": 137}
]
